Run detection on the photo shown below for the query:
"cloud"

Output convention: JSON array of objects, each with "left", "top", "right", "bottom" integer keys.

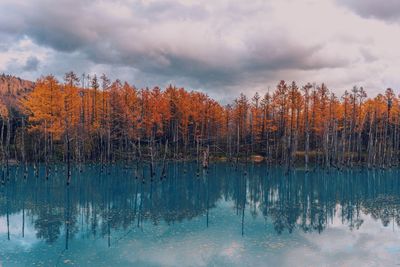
[
  {"left": 337, "top": 0, "right": 400, "bottom": 21},
  {"left": 23, "top": 56, "right": 40, "bottom": 71},
  {"left": 0, "top": 0, "right": 400, "bottom": 100},
  {"left": 0, "top": 37, "right": 48, "bottom": 80}
]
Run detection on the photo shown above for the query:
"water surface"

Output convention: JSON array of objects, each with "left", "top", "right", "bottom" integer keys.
[{"left": 1, "top": 163, "right": 400, "bottom": 266}]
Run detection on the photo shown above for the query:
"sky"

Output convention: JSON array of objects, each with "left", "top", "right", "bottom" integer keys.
[{"left": 1, "top": 0, "right": 400, "bottom": 101}]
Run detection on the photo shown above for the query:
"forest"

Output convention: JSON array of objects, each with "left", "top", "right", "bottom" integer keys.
[{"left": 0, "top": 72, "right": 399, "bottom": 177}]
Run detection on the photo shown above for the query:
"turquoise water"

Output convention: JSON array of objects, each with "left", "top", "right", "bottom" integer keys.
[{"left": 1, "top": 163, "right": 400, "bottom": 266}]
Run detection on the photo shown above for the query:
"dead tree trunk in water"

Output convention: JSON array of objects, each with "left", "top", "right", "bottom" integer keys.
[
  {"left": 203, "top": 145, "right": 209, "bottom": 169},
  {"left": 44, "top": 120, "right": 49, "bottom": 179},
  {"left": 21, "top": 117, "right": 28, "bottom": 178},
  {"left": 5, "top": 115, "right": 10, "bottom": 181},
  {"left": 341, "top": 91, "right": 349, "bottom": 167},
  {"left": 196, "top": 137, "right": 200, "bottom": 175},
  {"left": 236, "top": 124, "right": 240, "bottom": 169},
  {"left": 161, "top": 139, "right": 168, "bottom": 179},
  {"left": 149, "top": 136, "right": 155, "bottom": 180},
  {"left": 66, "top": 132, "right": 71, "bottom": 185},
  {"left": 0, "top": 117, "right": 4, "bottom": 184}
]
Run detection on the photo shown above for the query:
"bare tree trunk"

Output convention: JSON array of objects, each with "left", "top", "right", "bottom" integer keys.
[
  {"left": 5, "top": 115, "right": 10, "bottom": 180},
  {"left": 21, "top": 117, "right": 27, "bottom": 178},
  {"left": 161, "top": 139, "right": 168, "bottom": 179},
  {"left": 236, "top": 123, "right": 240, "bottom": 169},
  {"left": 1, "top": 117, "right": 5, "bottom": 184},
  {"left": 66, "top": 131, "right": 71, "bottom": 185}
]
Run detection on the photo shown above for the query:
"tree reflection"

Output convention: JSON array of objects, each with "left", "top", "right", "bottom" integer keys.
[{"left": 0, "top": 164, "right": 400, "bottom": 245}]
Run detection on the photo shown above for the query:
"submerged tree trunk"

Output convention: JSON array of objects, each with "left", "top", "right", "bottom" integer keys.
[{"left": 161, "top": 139, "right": 168, "bottom": 179}]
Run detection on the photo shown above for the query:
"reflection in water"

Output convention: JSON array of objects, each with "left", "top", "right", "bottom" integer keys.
[{"left": 1, "top": 163, "right": 400, "bottom": 265}]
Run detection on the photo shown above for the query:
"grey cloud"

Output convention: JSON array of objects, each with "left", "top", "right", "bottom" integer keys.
[
  {"left": 359, "top": 47, "right": 378, "bottom": 63},
  {"left": 23, "top": 56, "right": 40, "bottom": 72},
  {"left": 135, "top": 1, "right": 209, "bottom": 21},
  {"left": 0, "top": 0, "right": 349, "bottom": 91},
  {"left": 2, "top": 0, "right": 399, "bottom": 99},
  {"left": 337, "top": 0, "right": 400, "bottom": 21},
  {"left": 0, "top": 34, "right": 19, "bottom": 52},
  {"left": 3, "top": 56, "right": 41, "bottom": 80}
]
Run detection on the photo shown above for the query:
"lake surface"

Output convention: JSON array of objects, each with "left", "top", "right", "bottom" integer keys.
[{"left": 1, "top": 163, "right": 400, "bottom": 266}]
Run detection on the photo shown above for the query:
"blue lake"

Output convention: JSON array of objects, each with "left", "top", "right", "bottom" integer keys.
[{"left": 1, "top": 163, "right": 400, "bottom": 266}]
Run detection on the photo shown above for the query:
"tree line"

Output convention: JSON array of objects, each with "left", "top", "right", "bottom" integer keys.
[{"left": 1, "top": 72, "right": 399, "bottom": 173}]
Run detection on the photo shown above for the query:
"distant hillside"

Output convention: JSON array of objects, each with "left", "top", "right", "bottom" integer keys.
[{"left": 0, "top": 74, "right": 35, "bottom": 112}]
